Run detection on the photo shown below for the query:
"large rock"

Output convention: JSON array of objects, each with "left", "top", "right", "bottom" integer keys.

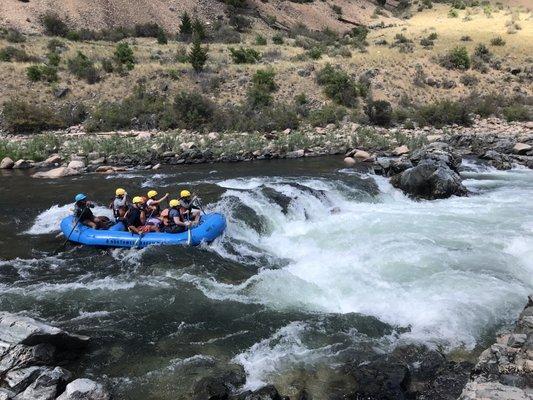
[
  {"left": 0, "top": 344, "right": 55, "bottom": 374},
  {"left": 390, "top": 159, "right": 467, "bottom": 200},
  {"left": 0, "top": 313, "right": 89, "bottom": 350},
  {"left": 0, "top": 157, "right": 14, "bottom": 169},
  {"left": 67, "top": 160, "right": 85, "bottom": 170},
  {"left": 13, "top": 160, "right": 31, "bottom": 169},
  {"left": 5, "top": 366, "right": 46, "bottom": 393},
  {"left": 513, "top": 143, "right": 532, "bottom": 155},
  {"left": 56, "top": 379, "right": 110, "bottom": 400},
  {"left": 410, "top": 142, "right": 462, "bottom": 171},
  {"left": 459, "top": 381, "right": 530, "bottom": 400},
  {"left": 32, "top": 167, "right": 80, "bottom": 179},
  {"left": 392, "top": 145, "right": 410, "bottom": 156},
  {"left": 354, "top": 149, "right": 373, "bottom": 162},
  {"left": 43, "top": 155, "right": 61, "bottom": 165},
  {"left": 14, "top": 367, "right": 71, "bottom": 400},
  {"left": 343, "top": 157, "right": 356, "bottom": 166},
  {"left": 233, "top": 385, "right": 283, "bottom": 400}
]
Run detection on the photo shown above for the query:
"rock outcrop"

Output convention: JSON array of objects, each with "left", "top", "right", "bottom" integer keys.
[
  {"left": 389, "top": 143, "right": 468, "bottom": 200},
  {"left": 0, "top": 313, "right": 108, "bottom": 400},
  {"left": 459, "top": 295, "right": 533, "bottom": 400},
  {"left": 32, "top": 167, "right": 80, "bottom": 179}
]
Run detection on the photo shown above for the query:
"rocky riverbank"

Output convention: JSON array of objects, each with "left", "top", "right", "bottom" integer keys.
[
  {"left": 0, "top": 312, "right": 109, "bottom": 400},
  {"left": 0, "top": 118, "right": 531, "bottom": 180},
  {"left": 459, "top": 296, "right": 533, "bottom": 400}
]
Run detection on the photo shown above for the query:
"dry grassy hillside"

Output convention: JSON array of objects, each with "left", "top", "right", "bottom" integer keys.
[{"left": 0, "top": 0, "right": 531, "bottom": 135}]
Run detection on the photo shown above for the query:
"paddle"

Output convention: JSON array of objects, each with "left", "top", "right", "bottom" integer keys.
[
  {"left": 192, "top": 195, "right": 206, "bottom": 216},
  {"left": 54, "top": 206, "right": 86, "bottom": 254},
  {"left": 133, "top": 232, "right": 144, "bottom": 249},
  {"left": 187, "top": 224, "right": 192, "bottom": 246}
]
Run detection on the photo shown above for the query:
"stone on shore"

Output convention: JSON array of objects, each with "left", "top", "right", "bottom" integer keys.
[
  {"left": 392, "top": 145, "right": 409, "bottom": 156},
  {"left": 43, "top": 155, "right": 61, "bottom": 165},
  {"left": 32, "top": 167, "right": 80, "bottom": 179},
  {"left": 459, "top": 382, "right": 530, "bottom": 400},
  {"left": 67, "top": 160, "right": 85, "bottom": 170},
  {"left": 0, "top": 157, "right": 15, "bottom": 169},
  {"left": 56, "top": 379, "right": 110, "bottom": 400},
  {"left": 513, "top": 143, "right": 532, "bottom": 155},
  {"left": 13, "top": 160, "right": 31, "bottom": 169},
  {"left": 14, "top": 366, "right": 72, "bottom": 400},
  {"left": 286, "top": 149, "right": 304, "bottom": 159},
  {"left": 0, "top": 312, "right": 89, "bottom": 350}
]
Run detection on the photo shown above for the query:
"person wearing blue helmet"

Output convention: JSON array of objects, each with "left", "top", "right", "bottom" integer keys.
[{"left": 73, "top": 193, "right": 108, "bottom": 229}]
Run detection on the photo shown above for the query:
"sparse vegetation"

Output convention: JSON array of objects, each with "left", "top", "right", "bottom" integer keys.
[
  {"left": 0, "top": 46, "right": 35, "bottom": 62},
  {"left": 440, "top": 46, "right": 471, "bottom": 70},
  {"left": 503, "top": 104, "right": 530, "bottom": 122},
  {"left": 67, "top": 51, "right": 100, "bottom": 83},
  {"left": 2, "top": 99, "right": 66, "bottom": 133},
  {"left": 490, "top": 36, "right": 506, "bottom": 46},
  {"left": 188, "top": 37, "right": 208, "bottom": 72},
  {"left": 229, "top": 47, "right": 261, "bottom": 63},
  {"left": 26, "top": 64, "right": 58, "bottom": 83},
  {"left": 415, "top": 100, "right": 472, "bottom": 127},
  {"left": 365, "top": 100, "right": 393, "bottom": 126},
  {"left": 114, "top": 42, "right": 135, "bottom": 70}
]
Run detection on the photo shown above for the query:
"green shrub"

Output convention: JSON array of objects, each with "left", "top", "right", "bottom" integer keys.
[
  {"left": 114, "top": 42, "right": 135, "bottom": 70},
  {"left": 474, "top": 43, "right": 492, "bottom": 61},
  {"left": 272, "top": 34, "right": 284, "bottom": 45},
  {"left": 503, "top": 104, "right": 530, "bottom": 122},
  {"left": 427, "top": 32, "right": 438, "bottom": 40},
  {"left": 2, "top": 99, "right": 66, "bottom": 133},
  {"left": 47, "top": 39, "right": 67, "bottom": 52},
  {"left": 316, "top": 64, "right": 360, "bottom": 107},
  {"left": 215, "top": 103, "right": 299, "bottom": 133},
  {"left": 420, "top": 37, "right": 434, "bottom": 47},
  {"left": 460, "top": 74, "right": 479, "bottom": 86},
  {"left": 440, "top": 46, "right": 470, "bottom": 70},
  {"left": 5, "top": 28, "right": 26, "bottom": 43},
  {"left": 415, "top": 100, "right": 472, "bottom": 127},
  {"left": 46, "top": 51, "right": 61, "bottom": 66},
  {"left": 448, "top": 8, "right": 459, "bottom": 18},
  {"left": 0, "top": 46, "right": 34, "bottom": 62},
  {"left": 365, "top": 100, "right": 393, "bottom": 126},
  {"left": 41, "top": 13, "right": 69, "bottom": 37},
  {"left": 460, "top": 35, "right": 472, "bottom": 41},
  {"left": 490, "top": 36, "right": 505, "bottom": 46},
  {"left": 308, "top": 104, "right": 347, "bottom": 127},
  {"left": 188, "top": 37, "right": 208, "bottom": 72},
  {"left": 26, "top": 64, "right": 58, "bottom": 83},
  {"left": 307, "top": 46, "right": 323, "bottom": 59},
  {"left": 351, "top": 26, "right": 369, "bottom": 43},
  {"left": 331, "top": 4, "right": 343, "bottom": 15},
  {"left": 247, "top": 69, "right": 277, "bottom": 107},
  {"left": 157, "top": 29, "right": 168, "bottom": 44},
  {"left": 229, "top": 47, "right": 261, "bottom": 63},
  {"left": 67, "top": 51, "right": 100, "bottom": 84},
  {"left": 65, "top": 30, "right": 81, "bottom": 41},
  {"left": 166, "top": 91, "right": 215, "bottom": 129},
  {"left": 255, "top": 34, "right": 267, "bottom": 45},
  {"left": 134, "top": 23, "right": 162, "bottom": 38}
]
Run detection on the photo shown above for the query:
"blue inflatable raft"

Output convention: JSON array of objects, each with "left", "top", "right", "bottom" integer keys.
[{"left": 59, "top": 213, "right": 226, "bottom": 248}]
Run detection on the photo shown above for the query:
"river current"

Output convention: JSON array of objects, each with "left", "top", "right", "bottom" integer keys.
[{"left": 1, "top": 157, "right": 532, "bottom": 399}]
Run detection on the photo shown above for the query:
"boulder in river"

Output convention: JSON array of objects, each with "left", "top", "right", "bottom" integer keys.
[
  {"left": 13, "top": 160, "right": 31, "bottom": 170},
  {"left": 390, "top": 158, "right": 467, "bottom": 200},
  {"left": 67, "top": 160, "right": 85, "bottom": 170},
  {"left": 343, "top": 157, "right": 356, "bottom": 166},
  {"left": 0, "top": 157, "right": 15, "bottom": 169},
  {"left": 43, "top": 155, "right": 62, "bottom": 166},
  {"left": 14, "top": 366, "right": 72, "bottom": 400},
  {"left": 32, "top": 167, "right": 80, "bottom": 179},
  {"left": 513, "top": 143, "right": 532, "bottom": 155},
  {"left": 389, "top": 143, "right": 467, "bottom": 200}
]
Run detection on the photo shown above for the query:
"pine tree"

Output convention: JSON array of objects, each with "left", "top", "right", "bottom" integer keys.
[
  {"left": 179, "top": 12, "right": 193, "bottom": 35},
  {"left": 192, "top": 18, "right": 206, "bottom": 41},
  {"left": 188, "top": 37, "right": 208, "bottom": 73}
]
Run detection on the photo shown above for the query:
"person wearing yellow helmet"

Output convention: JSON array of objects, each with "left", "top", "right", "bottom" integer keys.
[
  {"left": 109, "top": 188, "right": 129, "bottom": 221},
  {"left": 146, "top": 190, "right": 169, "bottom": 221},
  {"left": 124, "top": 196, "right": 158, "bottom": 234},
  {"left": 162, "top": 199, "right": 193, "bottom": 233},
  {"left": 178, "top": 189, "right": 201, "bottom": 226}
]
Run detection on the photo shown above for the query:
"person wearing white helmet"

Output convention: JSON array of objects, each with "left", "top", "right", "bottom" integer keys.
[{"left": 146, "top": 190, "right": 169, "bottom": 220}]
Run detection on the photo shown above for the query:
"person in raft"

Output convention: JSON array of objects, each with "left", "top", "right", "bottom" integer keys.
[
  {"left": 161, "top": 199, "right": 194, "bottom": 233},
  {"left": 124, "top": 196, "right": 159, "bottom": 234},
  {"left": 178, "top": 190, "right": 201, "bottom": 226},
  {"left": 146, "top": 190, "right": 169, "bottom": 222},
  {"left": 110, "top": 188, "right": 129, "bottom": 221},
  {"left": 73, "top": 193, "right": 109, "bottom": 229}
]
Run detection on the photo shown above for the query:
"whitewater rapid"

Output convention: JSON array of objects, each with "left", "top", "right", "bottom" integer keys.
[{"left": 21, "top": 162, "right": 533, "bottom": 392}]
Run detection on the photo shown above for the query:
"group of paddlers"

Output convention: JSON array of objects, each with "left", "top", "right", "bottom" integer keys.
[{"left": 73, "top": 189, "right": 201, "bottom": 234}]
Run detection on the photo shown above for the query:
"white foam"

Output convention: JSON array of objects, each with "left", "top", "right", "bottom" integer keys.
[{"left": 25, "top": 204, "right": 113, "bottom": 235}]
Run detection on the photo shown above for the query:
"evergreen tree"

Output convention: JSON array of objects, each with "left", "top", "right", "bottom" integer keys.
[
  {"left": 180, "top": 12, "right": 193, "bottom": 35},
  {"left": 192, "top": 18, "right": 206, "bottom": 41},
  {"left": 157, "top": 28, "right": 168, "bottom": 44},
  {"left": 188, "top": 37, "right": 208, "bottom": 73}
]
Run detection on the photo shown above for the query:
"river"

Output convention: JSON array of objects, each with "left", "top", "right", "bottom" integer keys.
[{"left": 1, "top": 157, "right": 532, "bottom": 399}]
